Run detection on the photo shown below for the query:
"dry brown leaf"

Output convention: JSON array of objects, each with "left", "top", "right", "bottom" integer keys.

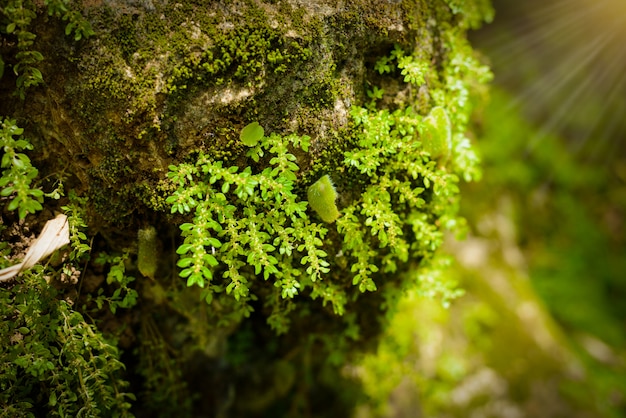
[{"left": 0, "top": 214, "right": 70, "bottom": 282}]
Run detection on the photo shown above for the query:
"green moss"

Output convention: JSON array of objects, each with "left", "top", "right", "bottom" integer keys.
[
  {"left": 300, "top": 79, "right": 339, "bottom": 110},
  {"left": 135, "top": 178, "right": 175, "bottom": 212},
  {"left": 4, "top": 2, "right": 496, "bottom": 415},
  {"left": 113, "top": 13, "right": 139, "bottom": 59},
  {"left": 164, "top": 25, "right": 313, "bottom": 95}
]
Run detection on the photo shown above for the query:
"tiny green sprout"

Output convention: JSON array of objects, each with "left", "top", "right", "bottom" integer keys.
[
  {"left": 240, "top": 121, "right": 264, "bottom": 147},
  {"left": 307, "top": 174, "right": 340, "bottom": 223},
  {"left": 421, "top": 106, "right": 452, "bottom": 160}
]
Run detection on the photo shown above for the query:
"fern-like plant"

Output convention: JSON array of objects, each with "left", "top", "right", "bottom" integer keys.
[
  {"left": 167, "top": 131, "right": 335, "bottom": 332},
  {"left": 0, "top": 118, "right": 43, "bottom": 219}
]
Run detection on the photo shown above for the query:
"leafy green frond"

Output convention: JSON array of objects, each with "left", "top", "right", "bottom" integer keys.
[
  {"left": 0, "top": 118, "right": 44, "bottom": 219},
  {"left": 0, "top": 272, "right": 134, "bottom": 416},
  {"left": 167, "top": 130, "right": 331, "bottom": 330},
  {"left": 1, "top": 0, "right": 93, "bottom": 98}
]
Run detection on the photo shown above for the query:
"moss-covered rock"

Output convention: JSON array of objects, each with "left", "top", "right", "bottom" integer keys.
[{"left": 0, "top": 0, "right": 493, "bottom": 416}]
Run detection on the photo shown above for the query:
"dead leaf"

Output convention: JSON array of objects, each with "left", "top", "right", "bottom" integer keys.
[{"left": 0, "top": 214, "right": 70, "bottom": 282}]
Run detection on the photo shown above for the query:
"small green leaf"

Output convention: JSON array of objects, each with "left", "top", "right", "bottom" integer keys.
[
  {"left": 7, "top": 198, "right": 19, "bottom": 212},
  {"left": 30, "top": 67, "right": 43, "bottom": 84},
  {"left": 176, "top": 243, "right": 192, "bottom": 254},
  {"left": 202, "top": 254, "right": 219, "bottom": 267},
  {"left": 187, "top": 274, "right": 205, "bottom": 287},
  {"left": 177, "top": 257, "right": 193, "bottom": 268},
  {"left": 206, "top": 237, "right": 221, "bottom": 248},
  {"left": 240, "top": 122, "right": 264, "bottom": 147},
  {"left": 49, "top": 391, "right": 57, "bottom": 407}
]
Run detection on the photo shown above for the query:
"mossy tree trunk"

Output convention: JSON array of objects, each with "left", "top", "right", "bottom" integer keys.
[{"left": 0, "top": 1, "right": 492, "bottom": 416}]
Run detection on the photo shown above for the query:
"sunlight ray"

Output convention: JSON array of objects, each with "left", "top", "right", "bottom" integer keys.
[
  {"left": 481, "top": 2, "right": 595, "bottom": 63},
  {"left": 506, "top": 30, "right": 612, "bottom": 118},
  {"left": 474, "top": 0, "right": 626, "bottom": 162}
]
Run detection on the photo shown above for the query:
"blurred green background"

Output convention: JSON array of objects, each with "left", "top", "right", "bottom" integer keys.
[{"left": 351, "top": 0, "right": 626, "bottom": 416}]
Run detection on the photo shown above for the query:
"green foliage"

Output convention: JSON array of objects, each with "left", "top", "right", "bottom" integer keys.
[
  {"left": 339, "top": 103, "right": 460, "bottom": 293},
  {"left": 340, "top": 35, "right": 486, "bottom": 273},
  {"left": 61, "top": 190, "right": 91, "bottom": 263},
  {"left": 374, "top": 55, "right": 392, "bottom": 75},
  {"left": 0, "top": 182, "right": 136, "bottom": 415},
  {"left": 0, "top": 118, "right": 43, "bottom": 219},
  {"left": 167, "top": 131, "right": 336, "bottom": 332},
  {"left": 443, "top": 0, "right": 495, "bottom": 29},
  {"left": 2, "top": 2, "right": 496, "bottom": 416},
  {"left": 92, "top": 252, "right": 139, "bottom": 314},
  {"left": 397, "top": 54, "right": 429, "bottom": 86},
  {"left": 44, "top": 0, "right": 95, "bottom": 41},
  {"left": 330, "top": 42, "right": 486, "bottom": 304},
  {"left": 367, "top": 39, "right": 488, "bottom": 182},
  {"left": 166, "top": 45, "right": 487, "bottom": 333},
  {"left": 366, "top": 86, "right": 384, "bottom": 109},
  {"left": 0, "top": 0, "right": 93, "bottom": 98},
  {"left": 0, "top": 270, "right": 134, "bottom": 417},
  {"left": 1, "top": 0, "right": 41, "bottom": 99}
]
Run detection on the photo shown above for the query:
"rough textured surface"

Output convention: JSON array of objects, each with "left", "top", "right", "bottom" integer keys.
[
  {"left": 3, "top": 0, "right": 442, "bottom": 227},
  {"left": 0, "top": 1, "right": 493, "bottom": 416}
]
